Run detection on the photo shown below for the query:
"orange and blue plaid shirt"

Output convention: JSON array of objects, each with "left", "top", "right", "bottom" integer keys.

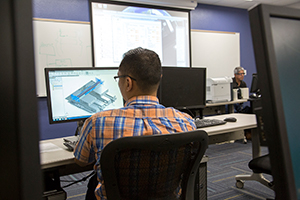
[{"left": 74, "top": 95, "right": 196, "bottom": 199}]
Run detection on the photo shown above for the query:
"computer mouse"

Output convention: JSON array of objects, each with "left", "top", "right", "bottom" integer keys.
[{"left": 224, "top": 117, "right": 237, "bottom": 122}]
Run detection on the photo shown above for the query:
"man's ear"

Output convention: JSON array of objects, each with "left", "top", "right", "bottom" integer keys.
[{"left": 125, "top": 76, "right": 133, "bottom": 92}]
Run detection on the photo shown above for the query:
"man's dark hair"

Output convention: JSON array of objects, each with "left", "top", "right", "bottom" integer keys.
[{"left": 119, "top": 47, "right": 162, "bottom": 92}]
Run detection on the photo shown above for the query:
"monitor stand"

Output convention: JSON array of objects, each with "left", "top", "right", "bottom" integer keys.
[{"left": 75, "top": 120, "right": 85, "bottom": 136}]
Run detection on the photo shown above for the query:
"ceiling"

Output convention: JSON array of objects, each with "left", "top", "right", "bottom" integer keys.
[{"left": 196, "top": 0, "right": 300, "bottom": 10}]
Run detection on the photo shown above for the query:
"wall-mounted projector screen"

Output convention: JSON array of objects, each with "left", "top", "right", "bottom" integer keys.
[{"left": 90, "top": 0, "right": 191, "bottom": 67}]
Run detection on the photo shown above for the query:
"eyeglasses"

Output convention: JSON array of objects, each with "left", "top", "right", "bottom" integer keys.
[
  {"left": 236, "top": 73, "right": 245, "bottom": 75},
  {"left": 114, "top": 75, "right": 137, "bottom": 82}
]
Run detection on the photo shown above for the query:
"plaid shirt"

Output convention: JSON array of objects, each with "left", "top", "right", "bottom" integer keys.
[{"left": 74, "top": 95, "right": 196, "bottom": 199}]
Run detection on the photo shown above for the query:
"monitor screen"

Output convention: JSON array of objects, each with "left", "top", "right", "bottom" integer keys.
[
  {"left": 249, "top": 4, "right": 300, "bottom": 199},
  {"left": 158, "top": 67, "right": 206, "bottom": 110},
  {"left": 250, "top": 73, "right": 259, "bottom": 94},
  {"left": 90, "top": 0, "right": 191, "bottom": 67},
  {"left": 45, "top": 67, "right": 123, "bottom": 124}
]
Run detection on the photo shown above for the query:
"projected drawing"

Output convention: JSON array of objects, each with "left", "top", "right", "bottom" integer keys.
[{"left": 65, "top": 79, "right": 117, "bottom": 113}]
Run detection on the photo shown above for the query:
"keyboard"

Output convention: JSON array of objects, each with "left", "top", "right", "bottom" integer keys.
[{"left": 194, "top": 118, "right": 227, "bottom": 128}]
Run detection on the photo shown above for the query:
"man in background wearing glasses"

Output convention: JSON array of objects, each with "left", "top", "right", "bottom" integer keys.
[
  {"left": 232, "top": 66, "right": 251, "bottom": 142},
  {"left": 73, "top": 47, "right": 196, "bottom": 200},
  {"left": 232, "top": 66, "right": 247, "bottom": 89}
]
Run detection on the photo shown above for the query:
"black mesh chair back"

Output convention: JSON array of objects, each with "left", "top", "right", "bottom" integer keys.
[{"left": 100, "top": 130, "right": 208, "bottom": 200}]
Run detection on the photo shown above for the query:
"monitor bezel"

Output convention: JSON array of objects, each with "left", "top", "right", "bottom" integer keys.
[
  {"left": 44, "top": 67, "right": 120, "bottom": 124},
  {"left": 89, "top": 0, "right": 192, "bottom": 68},
  {"left": 158, "top": 67, "right": 206, "bottom": 110},
  {"left": 250, "top": 73, "right": 259, "bottom": 94},
  {"left": 249, "top": 4, "right": 300, "bottom": 199}
]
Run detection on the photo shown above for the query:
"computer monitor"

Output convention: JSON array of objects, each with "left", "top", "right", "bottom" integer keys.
[
  {"left": 250, "top": 73, "right": 260, "bottom": 95},
  {"left": 158, "top": 67, "right": 206, "bottom": 111},
  {"left": 90, "top": 0, "right": 191, "bottom": 67},
  {"left": 45, "top": 67, "right": 123, "bottom": 124},
  {"left": 249, "top": 4, "right": 300, "bottom": 199}
]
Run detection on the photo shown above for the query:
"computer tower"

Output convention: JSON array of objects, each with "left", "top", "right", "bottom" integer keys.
[{"left": 194, "top": 156, "right": 208, "bottom": 200}]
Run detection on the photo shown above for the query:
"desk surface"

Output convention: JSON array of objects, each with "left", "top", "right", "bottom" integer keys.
[
  {"left": 206, "top": 99, "right": 248, "bottom": 107},
  {"left": 40, "top": 113, "right": 256, "bottom": 170},
  {"left": 199, "top": 113, "right": 256, "bottom": 136},
  {"left": 40, "top": 136, "right": 76, "bottom": 169}
]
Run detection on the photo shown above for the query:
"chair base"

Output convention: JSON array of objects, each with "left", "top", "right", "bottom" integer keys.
[{"left": 235, "top": 173, "right": 274, "bottom": 190}]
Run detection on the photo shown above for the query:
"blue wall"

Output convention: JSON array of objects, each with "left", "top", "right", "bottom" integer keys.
[
  {"left": 32, "top": 0, "right": 90, "bottom": 22},
  {"left": 190, "top": 4, "right": 256, "bottom": 86},
  {"left": 33, "top": 1, "right": 256, "bottom": 140}
]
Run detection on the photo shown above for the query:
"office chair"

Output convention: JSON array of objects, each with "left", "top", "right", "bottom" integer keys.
[
  {"left": 235, "top": 154, "right": 274, "bottom": 190},
  {"left": 235, "top": 106, "right": 274, "bottom": 191},
  {"left": 100, "top": 130, "right": 208, "bottom": 200}
]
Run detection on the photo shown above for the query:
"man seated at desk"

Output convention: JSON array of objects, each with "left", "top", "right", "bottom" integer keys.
[
  {"left": 232, "top": 66, "right": 250, "bottom": 113},
  {"left": 73, "top": 47, "right": 196, "bottom": 200},
  {"left": 232, "top": 66, "right": 247, "bottom": 89},
  {"left": 232, "top": 66, "right": 251, "bottom": 141}
]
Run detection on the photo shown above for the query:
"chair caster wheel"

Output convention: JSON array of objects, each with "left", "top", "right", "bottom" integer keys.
[{"left": 236, "top": 180, "right": 244, "bottom": 189}]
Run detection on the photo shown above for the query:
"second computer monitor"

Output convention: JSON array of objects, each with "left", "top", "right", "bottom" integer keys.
[
  {"left": 158, "top": 67, "right": 206, "bottom": 109},
  {"left": 250, "top": 73, "right": 260, "bottom": 94}
]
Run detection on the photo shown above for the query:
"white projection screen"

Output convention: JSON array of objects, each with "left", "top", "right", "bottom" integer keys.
[{"left": 90, "top": 0, "right": 191, "bottom": 67}]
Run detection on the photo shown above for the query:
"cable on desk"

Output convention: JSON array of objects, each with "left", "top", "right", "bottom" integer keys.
[
  {"left": 185, "top": 108, "right": 195, "bottom": 118},
  {"left": 179, "top": 108, "right": 196, "bottom": 118},
  {"left": 61, "top": 171, "right": 95, "bottom": 188}
]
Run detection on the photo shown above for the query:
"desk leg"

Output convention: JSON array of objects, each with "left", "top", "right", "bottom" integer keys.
[
  {"left": 228, "top": 104, "right": 235, "bottom": 113},
  {"left": 43, "top": 169, "right": 67, "bottom": 199},
  {"left": 251, "top": 127, "right": 261, "bottom": 159}
]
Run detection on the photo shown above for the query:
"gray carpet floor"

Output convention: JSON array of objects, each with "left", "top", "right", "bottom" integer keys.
[
  {"left": 61, "top": 140, "right": 275, "bottom": 199},
  {"left": 205, "top": 140, "right": 274, "bottom": 200}
]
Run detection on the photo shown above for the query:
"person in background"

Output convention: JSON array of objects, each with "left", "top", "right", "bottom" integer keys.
[
  {"left": 73, "top": 47, "right": 196, "bottom": 200},
  {"left": 232, "top": 66, "right": 251, "bottom": 142},
  {"left": 232, "top": 66, "right": 250, "bottom": 113},
  {"left": 232, "top": 66, "right": 247, "bottom": 89}
]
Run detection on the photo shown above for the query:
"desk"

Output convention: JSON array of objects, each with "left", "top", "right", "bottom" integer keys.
[
  {"left": 199, "top": 113, "right": 256, "bottom": 144},
  {"left": 40, "top": 137, "right": 94, "bottom": 199},
  {"left": 40, "top": 113, "right": 257, "bottom": 199},
  {"left": 40, "top": 136, "right": 77, "bottom": 170},
  {"left": 40, "top": 136, "right": 93, "bottom": 176},
  {"left": 40, "top": 113, "right": 256, "bottom": 169},
  {"left": 204, "top": 99, "right": 248, "bottom": 115}
]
